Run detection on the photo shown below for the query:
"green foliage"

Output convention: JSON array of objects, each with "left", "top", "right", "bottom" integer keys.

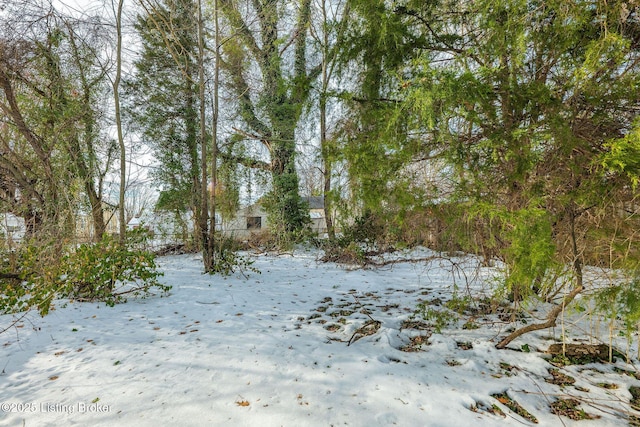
[
  {"left": 216, "top": 156, "right": 241, "bottom": 221},
  {"left": 61, "top": 231, "right": 169, "bottom": 306},
  {"left": 208, "top": 235, "right": 259, "bottom": 277},
  {"left": 321, "top": 240, "right": 367, "bottom": 265},
  {"left": 0, "top": 238, "right": 64, "bottom": 316},
  {"left": 413, "top": 302, "right": 458, "bottom": 334},
  {"left": 339, "top": 211, "right": 386, "bottom": 247},
  {"left": 411, "top": 292, "right": 473, "bottom": 334},
  {"left": 502, "top": 207, "right": 557, "bottom": 300},
  {"left": 320, "top": 211, "right": 392, "bottom": 264},
  {"left": 396, "top": 0, "right": 639, "bottom": 270},
  {"left": 445, "top": 294, "right": 473, "bottom": 315},
  {"left": 594, "top": 277, "right": 640, "bottom": 353},
  {"left": 601, "top": 120, "right": 640, "bottom": 190},
  {"left": 127, "top": 0, "right": 201, "bottom": 228},
  {"left": 155, "top": 189, "right": 190, "bottom": 213},
  {"left": 467, "top": 202, "right": 557, "bottom": 301},
  {"left": 262, "top": 180, "right": 312, "bottom": 249},
  {"left": 0, "top": 231, "right": 169, "bottom": 315},
  {"left": 218, "top": 1, "right": 316, "bottom": 245},
  {"left": 333, "top": 0, "right": 430, "bottom": 218}
]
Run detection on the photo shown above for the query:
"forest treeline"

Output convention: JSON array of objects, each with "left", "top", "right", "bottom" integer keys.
[{"left": 1, "top": 0, "right": 640, "bottom": 346}]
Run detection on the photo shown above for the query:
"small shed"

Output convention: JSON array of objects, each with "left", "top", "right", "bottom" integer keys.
[{"left": 305, "top": 196, "right": 327, "bottom": 235}]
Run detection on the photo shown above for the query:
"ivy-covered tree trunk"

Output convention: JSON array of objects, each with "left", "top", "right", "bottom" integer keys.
[
  {"left": 266, "top": 133, "right": 308, "bottom": 236},
  {"left": 184, "top": 79, "right": 203, "bottom": 247},
  {"left": 218, "top": 0, "right": 317, "bottom": 243},
  {"left": 77, "top": 168, "right": 106, "bottom": 240}
]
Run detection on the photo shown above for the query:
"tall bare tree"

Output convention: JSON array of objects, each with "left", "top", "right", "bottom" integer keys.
[
  {"left": 113, "top": 0, "right": 126, "bottom": 243},
  {"left": 310, "top": 0, "right": 350, "bottom": 240}
]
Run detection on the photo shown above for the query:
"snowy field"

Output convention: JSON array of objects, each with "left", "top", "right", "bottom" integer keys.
[{"left": 1, "top": 247, "right": 639, "bottom": 426}]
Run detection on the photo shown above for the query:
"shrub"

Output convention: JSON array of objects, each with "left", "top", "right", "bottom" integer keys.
[
  {"left": 413, "top": 302, "right": 458, "bottom": 334},
  {"left": 594, "top": 277, "right": 640, "bottom": 361},
  {"left": 0, "top": 237, "right": 63, "bottom": 315},
  {"left": 208, "top": 234, "right": 258, "bottom": 276},
  {"left": 321, "top": 240, "right": 367, "bottom": 265},
  {"left": 320, "top": 212, "right": 390, "bottom": 265},
  {"left": 60, "top": 231, "right": 169, "bottom": 306},
  {"left": 0, "top": 230, "right": 169, "bottom": 315}
]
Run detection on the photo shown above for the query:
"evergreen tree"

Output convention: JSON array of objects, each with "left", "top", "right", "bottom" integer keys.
[
  {"left": 335, "top": 0, "right": 435, "bottom": 226},
  {"left": 398, "top": 0, "right": 640, "bottom": 346},
  {"left": 339, "top": 0, "right": 640, "bottom": 344},
  {"left": 127, "top": 0, "right": 202, "bottom": 244}
]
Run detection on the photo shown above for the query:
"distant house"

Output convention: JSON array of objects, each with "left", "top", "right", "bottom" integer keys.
[
  {"left": 0, "top": 213, "right": 25, "bottom": 243},
  {"left": 220, "top": 201, "right": 269, "bottom": 238},
  {"left": 75, "top": 202, "right": 120, "bottom": 242},
  {"left": 220, "top": 196, "right": 327, "bottom": 238},
  {"left": 126, "top": 216, "right": 144, "bottom": 230}
]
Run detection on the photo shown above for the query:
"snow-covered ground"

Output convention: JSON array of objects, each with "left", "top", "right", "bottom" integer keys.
[{"left": 1, "top": 248, "right": 639, "bottom": 426}]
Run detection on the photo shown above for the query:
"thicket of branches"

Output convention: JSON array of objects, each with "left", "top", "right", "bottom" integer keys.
[{"left": 1, "top": 0, "right": 639, "bottom": 347}]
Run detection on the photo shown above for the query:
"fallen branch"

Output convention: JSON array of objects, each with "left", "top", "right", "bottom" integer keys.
[
  {"left": 0, "top": 272, "right": 22, "bottom": 280},
  {"left": 347, "top": 320, "right": 381, "bottom": 346},
  {"left": 495, "top": 285, "right": 583, "bottom": 349},
  {"left": 0, "top": 310, "right": 31, "bottom": 336},
  {"left": 323, "top": 252, "right": 442, "bottom": 268},
  {"left": 365, "top": 256, "right": 441, "bottom": 267},
  {"left": 346, "top": 294, "right": 382, "bottom": 346}
]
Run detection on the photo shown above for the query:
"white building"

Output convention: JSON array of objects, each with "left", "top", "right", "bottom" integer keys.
[
  {"left": 0, "top": 213, "right": 25, "bottom": 243},
  {"left": 220, "top": 196, "right": 327, "bottom": 239}
]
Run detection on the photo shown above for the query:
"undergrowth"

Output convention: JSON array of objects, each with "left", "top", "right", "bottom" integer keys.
[{"left": 0, "top": 229, "right": 169, "bottom": 316}]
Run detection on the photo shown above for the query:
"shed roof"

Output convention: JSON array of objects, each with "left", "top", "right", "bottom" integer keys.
[{"left": 303, "top": 196, "right": 324, "bottom": 210}]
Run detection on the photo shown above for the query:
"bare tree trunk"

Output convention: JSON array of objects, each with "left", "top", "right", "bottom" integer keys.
[
  {"left": 319, "top": 0, "right": 334, "bottom": 240},
  {"left": 316, "top": 0, "right": 349, "bottom": 240},
  {"left": 113, "top": 0, "right": 126, "bottom": 244},
  {"left": 197, "top": 0, "right": 211, "bottom": 270},
  {"left": 207, "top": 0, "right": 220, "bottom": 266}
]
